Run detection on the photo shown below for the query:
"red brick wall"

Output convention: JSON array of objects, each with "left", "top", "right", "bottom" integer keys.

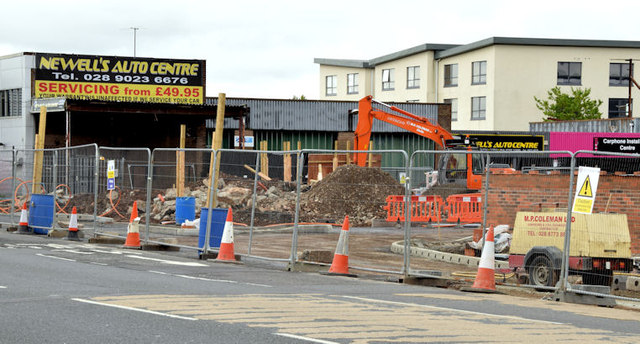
[{"left": 484, "top": 172, "right": 640, "bottom": 254}]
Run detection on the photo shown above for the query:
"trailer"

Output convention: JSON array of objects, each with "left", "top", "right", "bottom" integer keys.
[{"left": 509, "top": 211, "right": 633, "bottom": 287}]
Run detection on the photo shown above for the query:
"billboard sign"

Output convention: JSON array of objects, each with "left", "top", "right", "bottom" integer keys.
[
  {"left": 459, "top": 134, "right": 544, "bottom": 151},
  {"left": 34, "top": 53, "right": 205, "bottom": 104},
  {"left": 593, "top": 137, "right": 640, "bottom": 153}
]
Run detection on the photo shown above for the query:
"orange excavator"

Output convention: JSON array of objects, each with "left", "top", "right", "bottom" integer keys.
[{"left": 353, "top": 95, "right": 483, "bottom": 190}]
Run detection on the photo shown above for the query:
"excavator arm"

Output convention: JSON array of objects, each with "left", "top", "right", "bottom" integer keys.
[{"left": 354, "top": 95, "right": 454, "bottom": 166}]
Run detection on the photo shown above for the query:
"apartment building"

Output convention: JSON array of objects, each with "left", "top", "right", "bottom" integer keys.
[{"left": 315, "top": 37, "right": 640, "bottom": 131}]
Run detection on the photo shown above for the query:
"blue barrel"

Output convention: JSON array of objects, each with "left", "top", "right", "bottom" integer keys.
[
  {"left": 198, "top": 208, "right": 228, "bottom": 251},
  {"left": 175, "top": 196, "right": 196, "bottom": 224},
  {"left": 29, "top": 194, "right": 55, "bottom": 235}
]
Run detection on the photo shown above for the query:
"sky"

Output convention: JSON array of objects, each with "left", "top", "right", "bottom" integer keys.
[{"left": 3, "top": 0, "right": 640, "bottom": 100}]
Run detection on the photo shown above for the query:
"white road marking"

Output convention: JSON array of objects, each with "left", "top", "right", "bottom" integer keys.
[
  {"left": 174, "top": 274, "right": 237, "bottom": 284},
  {"left": 36, "top": 253, "right": 76, "bottom": 262},
  {"left": 275, "top": 333, "right": 340, "bottom": 344},
  {"left": 54, "top": 249, "right": 93, "bottom": 255},
  {"left": 72, "top": 298, "right": 197, "bottom": 321},
  {"left": 244, "top": 282, "right": 273, "bottom": 288},
  {"left": 0, "top": 286, "right": 7, "bottom": 289},
  {"left": 149, "top": 271, "right": 272, "bottom": 288},
  {"left": 149, "top": 270, "right": 169, "bottom": 275},
  {"left": 125, "top": 255, "right": 208, "bottom": 267},
  {"left": 341, "top": 295, "right": 564, "bottom": 325},
  {"left": 90, "top": 262, "right": 108, "bottom": 266},
  {"left": 89, "top": 248, "right": 123, "bottom": 254}
]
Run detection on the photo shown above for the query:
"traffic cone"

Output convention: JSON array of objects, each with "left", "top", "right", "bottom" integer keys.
[
  {"left": 66, "top": 206, "right": 81, "bottom": 241},
  {"left": 16, "top": 202, "right": 31, "bottom": 234},
  {"left": 463, "top": 226, "right": 497, "bottom": 293},
  {"left": 216, "top": 208, "right": 236, "bottom": 261},
  {"left": 326, "top": 216, "right": 356, "bottom": 277},
  {"left": 123, "top": 201, "right": 141, "bottom": 249}
]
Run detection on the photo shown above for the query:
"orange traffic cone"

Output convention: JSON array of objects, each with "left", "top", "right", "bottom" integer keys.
[
  {"left": 463, "top": 226, "right": 497, "bottom": 293},
  {"left": 66, "top": 206, "right": 81, "bottom": 241},
  {"left": 123, "top": 201, "right": 141, "bottom": 249},
  {"left": 326, "top": 216, "right": 356, "bottom": 277},
  {"left": 216, "top": 208, "right": 236, "bottom": 261},
  {"left": 16, "top": 202, "right": 31, "bottom": 234}
]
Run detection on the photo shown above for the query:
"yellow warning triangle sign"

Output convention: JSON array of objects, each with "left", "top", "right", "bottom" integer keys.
[{"left": 579, "top": 176, "right": 593, "bottom": 197}]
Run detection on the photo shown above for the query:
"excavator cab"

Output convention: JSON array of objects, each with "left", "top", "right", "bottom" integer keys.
[{"left": 437, "top": 152, "right": 484, "bottom": 190}]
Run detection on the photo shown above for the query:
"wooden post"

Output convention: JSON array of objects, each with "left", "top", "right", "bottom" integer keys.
[
  {"left": 346, "top": 141, "right": 351, "bottom": 165},
  {"left": 32, "top": 106, "right": 47, "bottom": 194},
  {"left": 333, "top": 140, "right": 339, "bottom": 172},
  {"left": 207, "top": 93, "right": 226, "bottom": 208},
  {"left": 283, "top": 141, "right": 291, "bottom": 182},
  {"left": 176, "top": 124, "right": 186, "bottom": 197},
  {"left": 368, "top": 140, "right": 374, "bottom": 168},
  {"left": 260, "top": 141, "right": 269, "bottom": 178},
  {"left": 296, "top": 141, "right": 301, "bottom": 182}
]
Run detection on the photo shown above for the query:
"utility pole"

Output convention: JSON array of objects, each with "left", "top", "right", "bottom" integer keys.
[
  {"left": 130, "top": 27, "right": 139, "bottom": 57},
  {"left": 628, "top": 59, "right": 633, "bottom": 118}
]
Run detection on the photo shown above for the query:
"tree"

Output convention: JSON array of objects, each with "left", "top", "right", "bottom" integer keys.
[
  {"left": 292, "top": 95, "right": 307, "bottom": 100},
  {"left": 534, "top": 87, "right": 603, "bottom": 121}
]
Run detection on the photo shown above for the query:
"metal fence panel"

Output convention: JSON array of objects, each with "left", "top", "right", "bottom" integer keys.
[{"left": 293, "top": 149, "right": 409, "bottom": 275}]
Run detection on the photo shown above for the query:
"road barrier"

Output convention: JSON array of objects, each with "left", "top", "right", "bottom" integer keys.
[
  {"left": 445, "top": 193, "right": 482, "bottom": 224},
  {"left": 383, "top": 195, "right": 443, "bottom": 223}
]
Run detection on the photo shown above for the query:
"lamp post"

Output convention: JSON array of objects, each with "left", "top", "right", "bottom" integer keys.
[{"left": 130, "top": 27, "right": 139, "bottom": 57}]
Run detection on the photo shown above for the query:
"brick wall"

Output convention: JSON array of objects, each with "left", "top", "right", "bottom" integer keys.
[{"left": 485, "top": 172, "right": 640, "bottom": 254}]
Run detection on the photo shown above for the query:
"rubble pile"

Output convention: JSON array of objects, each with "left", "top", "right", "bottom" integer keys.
[
  {"left": 66, "top": 165, "right": 404, "bottom": 227},
  {"left": 300, "top": 165, "right": 404, "bottom": 226}
]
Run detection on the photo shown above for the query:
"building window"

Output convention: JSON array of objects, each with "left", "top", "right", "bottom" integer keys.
[
  {"left": 444, "top": 64, "right": 458, "bottom": 87},
  {"left": 325, "top": 75, "right": 337, "bottom": 96},
  {"left": 347, "top": 73, "right": 359, "bottom": 94},
  {"left": 610, "top": 63, "right": 631, "bottom": 87},
  {"left": 382, "top": 68, "right": 395, "bottom": 91},
  {"left": 0, "top": 89, "right": 22, "bottom": 117},
  {"left": 407, "top": 66, "right": 420, "bottom": 89},
  {"left": 471, "top": 96, "right": 486, "bottom": 120},
  {"left": 557, "top": 62, "right": 582, "bottom": 85},
  {"left": 472, "top": 61, "right": 487, "bottom": 85},
  {"left": 444, "top": 98, "right": 458, "bottom": 121},
  {"left": 608, "top": 98, "right": 631, "bottom": 118}
]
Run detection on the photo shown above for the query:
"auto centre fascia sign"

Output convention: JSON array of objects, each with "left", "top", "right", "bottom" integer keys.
[
  {"left": 458, "top": 134, "right": 544, "bottom": 151},
  {"left": 33, "top": 53, "right": 205, "bottom": 104}
]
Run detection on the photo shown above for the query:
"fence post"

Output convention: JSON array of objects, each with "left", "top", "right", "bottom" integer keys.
[
  {"left": 92, "top": 147, "right": 100, "bottom": 237},
  {"left": 143, "top": 148, "right": 152, "bottom": 244},
  {"left": 481, "top": 153, "right": 491, "bottom": 249},
  {"left": 248, "top": 152, "right": 261, "bottom": 255},
  {"left": 10, "top": 147, "right": 17, "bottom": 225},
  {"left": 559, "top": 152, "right": 577, "bottom": 292},
  {"left": 403, "top": 151, "right": 411, "bottom": 276},
  {"left": 202, "top": 149, "right": 219, "bottom": 256},
  {"left": 290, "top": 150, "right": 304, "bottom": 271}
]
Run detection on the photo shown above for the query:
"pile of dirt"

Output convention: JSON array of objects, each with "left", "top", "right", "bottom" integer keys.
[{"left": 300, "top": 165, "right": 404, "bottom": 226}]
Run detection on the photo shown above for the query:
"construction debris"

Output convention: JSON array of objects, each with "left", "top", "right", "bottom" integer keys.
[{"left": 65, "top": 165, "right": 404, "bottom": 227}]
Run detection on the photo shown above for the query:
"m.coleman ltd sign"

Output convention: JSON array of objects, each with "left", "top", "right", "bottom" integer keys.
[{"left": 34, "top": 53, "right": 205, "bottom": 104}]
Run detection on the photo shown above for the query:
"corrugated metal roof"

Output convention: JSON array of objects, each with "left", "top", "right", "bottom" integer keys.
[
  {"left": 530, "top": 118, "right": 640, "bottom": 133},
  {"left": 206, "top": 97, "right": 441, "bottom": 133}
]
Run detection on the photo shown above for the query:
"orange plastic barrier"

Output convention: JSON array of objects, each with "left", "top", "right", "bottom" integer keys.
[
  {"left": 383, "top": 195, "right": 444, "bottom": 223},
  {"left": 446, "top": 193, "right": 482, "bottom": 223}
]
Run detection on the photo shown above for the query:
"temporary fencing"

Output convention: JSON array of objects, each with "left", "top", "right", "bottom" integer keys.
[
  {"left": 292, "top": 149, "right": 410, "bottom": 275},
  {"left": 3, "top": 143, "right": 640, "bottom": 306},
  {"left": 557, "top": 150, "right": 640, "bottom": 302},
  {"left": 1, "top": 144, "right": 98, "bottom": 233}
]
